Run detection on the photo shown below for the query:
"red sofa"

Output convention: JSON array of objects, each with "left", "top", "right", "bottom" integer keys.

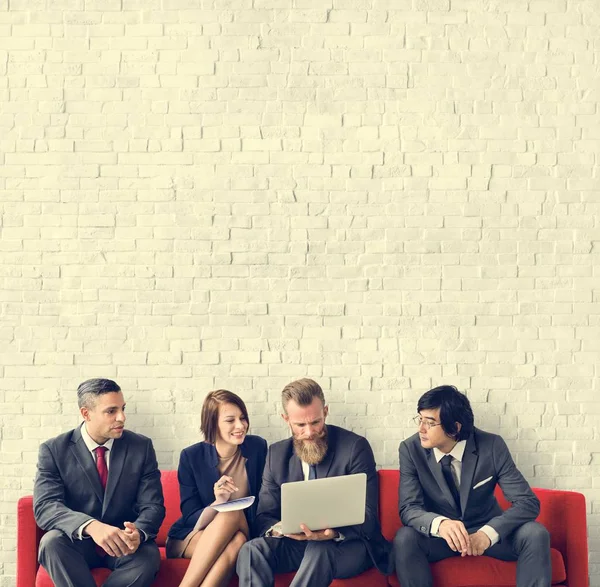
[{"left": 17, "top": 469, "right": 588, "bottom": 587}]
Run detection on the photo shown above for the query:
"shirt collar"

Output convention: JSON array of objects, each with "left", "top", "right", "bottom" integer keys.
[
  {"left": 433, "top": 439, "right": 467, "bottom": 463},
  {"left": 80, "top": 422, "right": 114, "bottom": 454}
]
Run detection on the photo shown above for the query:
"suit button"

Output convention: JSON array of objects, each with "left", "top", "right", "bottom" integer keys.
[{"left": 420, "top": 526, "right": 427, "bottom": 532}]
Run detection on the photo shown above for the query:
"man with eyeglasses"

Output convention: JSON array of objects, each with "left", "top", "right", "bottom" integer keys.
[{"left": 393, "top": 385, "right": 551, "bottom": 587}]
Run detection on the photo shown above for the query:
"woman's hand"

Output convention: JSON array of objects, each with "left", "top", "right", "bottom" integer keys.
[{"left": 213, "top": 475, "right": 238, "bottom": 503}]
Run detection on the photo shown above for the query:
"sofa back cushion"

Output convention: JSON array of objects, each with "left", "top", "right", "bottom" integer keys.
[{"left": 157, "top": 470, "right": 181, "bottom": 547}]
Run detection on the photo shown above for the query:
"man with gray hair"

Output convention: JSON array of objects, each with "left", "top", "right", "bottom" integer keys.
[
  {"left": 34, "top": 378, "right": 165, "bottom": 587},
  {"left": 237, "top": 378, "right": 390, "bottom": 586}
]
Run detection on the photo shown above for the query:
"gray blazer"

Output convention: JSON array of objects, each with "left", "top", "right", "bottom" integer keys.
[
  {"left": 255, "top": 424, "right": 391, "bottom": 574},
  {"left": 399, "top": 428, "right": 540, "bottom": 541},
  {"left": 34, "top": 425, "right": 165, "bottom": 541}
]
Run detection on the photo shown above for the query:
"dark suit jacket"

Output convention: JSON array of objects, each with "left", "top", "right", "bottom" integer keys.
[
  {"left": 33, "top": 425, "right": 166, "bottom": 541},
  {"left": 399, "top": 428, "right": 540, "bottom": 541},
  {"left": 168, "top": 435, "right": 268, "bottom": 540},
  {"left": 255, "top": 425, "right": 391, "bottom": 573}
]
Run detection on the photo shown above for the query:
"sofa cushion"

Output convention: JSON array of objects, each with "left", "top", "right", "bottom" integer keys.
[
  {"left": 157, "top": 470, "right": 180, "bottom": 547},
  {"left": 271, "top": 568, "right": 388, "bottom": 587},
  {"left": 387, "top": 546, "right": 566, "bottom": 587},
  {"left": 35, "top": 548, "right": 389, "bottom": 587}
]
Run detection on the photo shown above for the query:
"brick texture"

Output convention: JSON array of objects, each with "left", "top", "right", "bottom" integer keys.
[{"left": 1, "top": 0, "right": 599, "bottom": 584}]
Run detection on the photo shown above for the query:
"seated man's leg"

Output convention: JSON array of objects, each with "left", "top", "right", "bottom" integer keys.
[
  {"left": 290, "top": 539, "right": 372, "bottom": 587},
  {"left": 237, "top": 537, "right": 307, "bottom": 586},
  {"left": 38, "top": 529, "right": 101, "bottom": 587},
  {"left": 104, "top": 541, "right": 161, "bottom": 587},
  {"left": 485, "top": 521, "right": 551, "bottom": 587},
  {"left": 393, "top": 526, "right": 458, "bottom": 587}
]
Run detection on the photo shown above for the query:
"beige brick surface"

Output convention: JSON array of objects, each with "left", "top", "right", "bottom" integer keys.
[{"left": 1, "top": 1, "right": 600, "bottom": 585}]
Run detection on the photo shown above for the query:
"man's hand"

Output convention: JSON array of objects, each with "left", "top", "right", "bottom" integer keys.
[
  {"left": 123, "top": 521, "right": 141, "bottom": 554},
  {"left": 469, "top": 531, "right": 491, "bottom": 556},
  {"left": 285, "top": 524, "right": 339, "bottom": 541},
  {"left": 438, "top": 519, "right": 472, "bottom": 556},
  {"left": 84, "top": 521, "right": 131, "bottom": 557}
]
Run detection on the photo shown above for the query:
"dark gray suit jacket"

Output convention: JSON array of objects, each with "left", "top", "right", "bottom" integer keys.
[
  {"left": 255, "top": 424, "right": 391, "bottom": 573},
  {"left": 399, "top": 428, "right": 540, "bottom": 541},
  {"left": 34, "top": 425, "right": 165, "bottom": 541}
]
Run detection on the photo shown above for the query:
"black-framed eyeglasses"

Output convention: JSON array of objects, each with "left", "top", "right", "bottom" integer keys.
[{"left": 412, "top": 415, "right": 442, "bottom": 430}]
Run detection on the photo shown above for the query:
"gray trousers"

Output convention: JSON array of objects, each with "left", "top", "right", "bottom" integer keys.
[
  {"left": 236, "top": 536, "right": 373, "bottom": 587},
  {"left": 393, "top": 521, "right": 552, "bottom": 587},
  {"left": 38, "top": 529, "right": 160, "bottom": 587}
]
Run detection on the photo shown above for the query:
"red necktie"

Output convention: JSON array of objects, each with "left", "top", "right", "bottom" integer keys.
[{"left": 95, "top": 446, "right": 108, "bottom": 490}]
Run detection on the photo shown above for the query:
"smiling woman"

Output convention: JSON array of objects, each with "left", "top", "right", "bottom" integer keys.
[{"left": 166, "top": 390, "right": 267, "bottom": 587}]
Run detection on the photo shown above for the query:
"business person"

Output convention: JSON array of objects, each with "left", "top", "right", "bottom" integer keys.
[
  {"left": 393, "top": 385, "right": 551, "bottom": 587},
  {"left": 167, "top": 390, "right": 267, "bottom": 587},
  {"left": 33, "top": 378, "right": 166, "bottom": 587},
  {"left": 237, "top": 378, "right": 390, "bottom": 587}
]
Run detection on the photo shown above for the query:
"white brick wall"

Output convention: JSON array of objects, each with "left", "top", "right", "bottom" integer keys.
[{"left": 1, "top": 0, "right": 599, "bottom": 584}]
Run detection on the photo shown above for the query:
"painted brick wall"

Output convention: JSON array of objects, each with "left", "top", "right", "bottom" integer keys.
[{"left": 1, "top": 0, "right": 599, "bottom": 584}]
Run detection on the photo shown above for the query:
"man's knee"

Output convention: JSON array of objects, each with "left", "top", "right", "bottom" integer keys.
[
  {"left": 302, "top": 541, "right": 337, "bottom": 574},
  {"left": 515, "top": 521, "right": 550, "bottom": 552},
  {"left": 38, "top": 530, "right": 70, "bottom": 563},
  {"left": 125, "top": 542, "right": 161, "bottom": 578},
  {"left": 237, "top": 538, "right": 264, "bottom": 566},
  {"left": 394, "top": 526, "right": 422, "bottom": 558},
  {"left": 237, "top": 538, "right": 271, "bottom": 577}
]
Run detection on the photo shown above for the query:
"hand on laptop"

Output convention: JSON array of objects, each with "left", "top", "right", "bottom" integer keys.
[{"left": 285, "top": 524, "right": 339, "bottom": 541}]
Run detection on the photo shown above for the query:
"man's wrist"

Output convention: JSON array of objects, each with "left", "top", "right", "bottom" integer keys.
[
  {"left": 431, "top": 515, "right": 449, "bottom": 536},
  {"left": 478, "top": 525, "right": 498, "bottom": 547},
  {"left": 265, "top": 522, "right": 283, "bottom": 537},
  {"left": 82, "top": 520, "right": 100, "bottom": 536}
]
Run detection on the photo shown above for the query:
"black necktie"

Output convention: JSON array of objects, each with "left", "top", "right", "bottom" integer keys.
[
  {"left": 441, "top": 455, "right": 460, "bottom": 509},
  {"left": 308, "top": 465, "right": 317, "bottom": 480}
]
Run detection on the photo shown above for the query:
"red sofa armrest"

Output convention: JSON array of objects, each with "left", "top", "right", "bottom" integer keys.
[
  {"left": 17, "top": 495, "right": 43, "bottom": 587},
  {"left": 546, "top": 489, "right": 588, "bottom": 587},
  {"left": 497, "top": 487, "right": 588, "bottom": 587},
  {"left": 378, "top": 469, "right": 401, "bottom": 542}
]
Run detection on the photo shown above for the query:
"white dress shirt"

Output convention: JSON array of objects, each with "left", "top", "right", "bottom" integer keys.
[{"left": 430, "top": 440, "right": 500, "bottom": 547}]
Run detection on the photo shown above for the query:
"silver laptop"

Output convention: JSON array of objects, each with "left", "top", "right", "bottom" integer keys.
[{"left": 280, "top": 473, "right": 367, "bottom": 535}]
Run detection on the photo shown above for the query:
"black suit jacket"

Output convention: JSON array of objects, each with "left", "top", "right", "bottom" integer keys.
[
  {"left": 33, "top": 425, "right": 166, "bottom": 541},
  {"left": 168, "top": 434, "right": 268, "bottom": 540},
  {"left": 399, "top": 428, "right": 540, "bottom": 540},
  {"left": 256, "top": 424, "right": 391, "bottom": 573}
]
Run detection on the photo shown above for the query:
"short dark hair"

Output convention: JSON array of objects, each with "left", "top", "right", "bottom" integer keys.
[
  {"left": 201, "top": 390, "right": 249, "bottom": 444},
  {"left": 77, "top": 378, "right": 121, "bottom": 409},
  {"left": 417, "top": 385, "right": 474, "bottom": 441},
  {"left": 281, "top": 378, "right": 325, "bottom": 413}
]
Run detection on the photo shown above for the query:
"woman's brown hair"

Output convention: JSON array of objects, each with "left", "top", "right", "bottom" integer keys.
[{"left": 201, "top": 389, "right": 250, "bottom": 444}]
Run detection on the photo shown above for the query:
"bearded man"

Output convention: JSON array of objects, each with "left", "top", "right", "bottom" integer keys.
[{"left": 236, "top": 378, "right": 390, "bottom": 587}]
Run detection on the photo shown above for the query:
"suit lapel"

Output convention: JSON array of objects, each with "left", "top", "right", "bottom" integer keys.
[
  {"left": 316, "top": 426, "right": 336, "bottom": 478},
  {"left": 289, "top": 453, "right": 304, "bottom": 482},
  {"left": 459, "top": 433, "right": 479, "bottom": 514},
  {"left": 316, "top": 446, "right": 335, "bottom": 478},
  {"left": 426, "top": 449, "right": 457, "bottom": 511},
  {"left": 70, "top": 427, "right": 104, "bottom": 504},
  {"left": 102, "top": 436, "right": 128, "bottom": 516}
]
